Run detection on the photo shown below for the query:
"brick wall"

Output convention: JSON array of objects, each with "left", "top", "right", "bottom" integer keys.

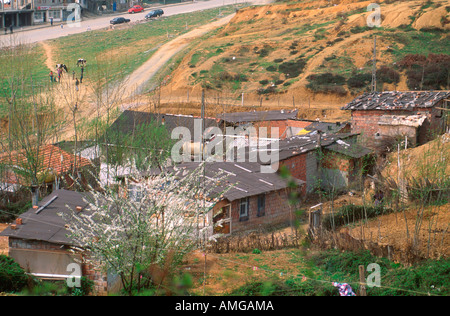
[
  {"left": 350, "top": 107, "right": 445, "bottom": 145},
  {"left": 279, "top": 151, "right": 320, "bottom": 195},
  {"left": 279, "top": 153, "right": 308, "bottom": 195},
  {"left": 230, "top": 189, "right": 295, "bottom": 233}
]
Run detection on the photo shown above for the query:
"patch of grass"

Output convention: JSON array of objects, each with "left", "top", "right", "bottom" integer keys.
[{"left": 50, "top": 5, "right": 241, "bottom": 82}]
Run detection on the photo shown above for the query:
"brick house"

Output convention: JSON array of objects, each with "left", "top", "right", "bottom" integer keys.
[
  {"left": 165, "top": 161, "right": 305, "bottom": 235},
  {"left": 258, "top": 133, "right": 372, "bottom": 194},
  {"left": 342, "top": 91, "right": 450, "bottom": 150},
  {"left": 0, "top": 189, "right": 114, "bottom": 295}
]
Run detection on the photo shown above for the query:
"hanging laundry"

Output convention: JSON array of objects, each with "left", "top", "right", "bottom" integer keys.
[{"left": 332, "top": 282, "right": 356, "bottom": 296}]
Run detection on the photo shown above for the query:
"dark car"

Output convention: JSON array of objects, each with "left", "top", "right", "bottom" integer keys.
[
  {"left": 110, "top": 17, "right": 131, "bottom": 25},
  {"left": 145, "top": 9, "right": 164, "bottom": 19}
]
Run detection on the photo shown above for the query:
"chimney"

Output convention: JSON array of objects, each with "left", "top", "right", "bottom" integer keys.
[
  {"left": 76, "top": 206, "right": 82, "bottom": 212},
  {"left": 16, "top": 218, "right": 22, "bottom": 225},
  {"left": 11, "top": 224, "right": 17, "bottom": 230},
  {"left": 31, "top": 186, "right": 39, "bottom": 207}
]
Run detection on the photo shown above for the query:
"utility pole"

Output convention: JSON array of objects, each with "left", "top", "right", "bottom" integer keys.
[{"left": 371, "top": 35, "right": 377, "bottom": 92}]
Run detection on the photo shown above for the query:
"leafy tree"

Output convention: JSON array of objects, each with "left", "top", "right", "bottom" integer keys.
[
  {"left": 0, "top": 255, "right": 30, "bottom": 293},
  {"left": 61, "top": 165, "right": 227, "bottom": 295}
]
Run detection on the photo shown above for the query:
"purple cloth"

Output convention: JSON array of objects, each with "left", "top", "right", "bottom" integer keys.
[{"left": 333, "top": 282, "right": 356, "bottom": 296}]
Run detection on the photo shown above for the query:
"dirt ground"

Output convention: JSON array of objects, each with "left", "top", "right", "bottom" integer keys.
[
  {"left": 345, "top": 202, "right": 450, "bottom": 260},
  {"left": 181, "top": 248, "right": 307, "bottom": 295}
]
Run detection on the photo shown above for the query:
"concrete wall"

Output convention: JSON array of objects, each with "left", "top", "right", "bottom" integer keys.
[{"left": 8, "top": 237, "right": 109, "bottom": 296}]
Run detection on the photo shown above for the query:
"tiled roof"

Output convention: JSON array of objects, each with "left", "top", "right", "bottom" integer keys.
[
  {"left": 0, "top": 144, "right": 93, "bottom": 184},
  {"left": 342, "top": 91, "right": 450, "bottom": 111}
]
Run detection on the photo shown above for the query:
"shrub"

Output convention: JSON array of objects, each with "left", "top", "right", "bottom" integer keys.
[
  {"left": 278, "top": 58, "right": 306, "bottom": 78},
  {"left": 347, "top": 73, "right": 372, "bottom": 89},
  {"left": 398, "top": 54, "right": 450, "bottom": 90},
  {"left": 306, "top": 73, "right": 347, "bottom": 95},
  {"left": 307, "top": 72, "right": 346, "bottom": 86},
  {"left": 66, "top": 276, "right": 95, "bottom": 296},
  {"left": 0, "top": 255, "right": 30, "bottom": 293},
  {"left": 376, "top": 65, "right": 400, "bottom": 84},
  {"left": 322, "top": 204, "right": 394, "bottom": 230}
]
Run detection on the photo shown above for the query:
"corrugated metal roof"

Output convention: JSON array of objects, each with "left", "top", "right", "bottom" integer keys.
[{"left": 342, "top": 91, "right": 450, "bottom": 111}]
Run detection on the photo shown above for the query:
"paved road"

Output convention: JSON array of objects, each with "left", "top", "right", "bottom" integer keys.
[{"left": 1, "top": 0, "right": 264, "bottom": 47}]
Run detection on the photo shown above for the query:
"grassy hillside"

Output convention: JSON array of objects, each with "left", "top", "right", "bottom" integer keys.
[{"left": 160, "top": 0, "right": 449, "bottom": 113}]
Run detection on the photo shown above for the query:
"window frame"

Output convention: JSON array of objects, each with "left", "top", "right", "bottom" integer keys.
[
  {"left": 257, "top": 194, "right": 266, "bottom": 217},
  {"left": 239, "top": 197, "right": 249, "bottom": 221}
]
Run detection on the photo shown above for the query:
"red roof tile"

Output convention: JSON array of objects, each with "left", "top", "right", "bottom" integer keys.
[{"left": 0, "top": 144, "right": 93, "bottom": 184}]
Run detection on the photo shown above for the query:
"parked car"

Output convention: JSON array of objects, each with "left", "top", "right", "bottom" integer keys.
[
  {"left": 145, "top": 9, "right": 164, "bottom": 19},
  {"left": 110, "top": 17, "right": 131, "bottom": 25},
  {"left": 128, "top": 5, "right": 144, "bottom": 14}
]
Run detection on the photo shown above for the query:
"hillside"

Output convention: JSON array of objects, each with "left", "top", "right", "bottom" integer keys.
[{"left": 149, "top": 0, "right": 449, "bottom": 120}]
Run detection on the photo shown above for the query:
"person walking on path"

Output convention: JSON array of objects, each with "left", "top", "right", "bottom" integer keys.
[
  {"left": 49, "top": 71, "right": 53, "bottom": 82},
  {"left": 72, "top": 70, "right": 75, "bottom": 80},
  {"left": 50, "top": 17, "right": 53, "bottom": 26},
  {"left": 80, "top": 66, "right": 84, "bottom": 83},
  {"left": 75, "top": 78, "right": 79, "bottom": 92},
  {"left": 9, "top": 25, "right": 13, "bottom": 34}
]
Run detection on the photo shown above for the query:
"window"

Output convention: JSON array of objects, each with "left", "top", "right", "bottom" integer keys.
[
  {"left": 239, "top": 197, "right": 249, "bottom": 221},
  {"left": 257, "top": 194, "right": 265, "bottom": 217}
]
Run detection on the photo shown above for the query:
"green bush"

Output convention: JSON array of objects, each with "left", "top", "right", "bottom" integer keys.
[
  {"left": 278, "top": 59, "right": 306, "bottom": 78},
  {"left": 0, "top": 255, "right": 30, "bottom": 293},
  {"left": 66, "top": 276, "right": 95, "bottom": 296},
  {"left": 311, "top": 250, "right": 449, "bottom": 296},
  {"left": 306, "top": 72, "right": 347, "bottom": 95},
  {"left": 347, "top": 73, "right": 372, "bottom": 89},
  {"left": 398, "top": 53, "right": 450, "bottom": 90},
  {"left": 376, "top": 65, "right": 400, "bottom": 84}
]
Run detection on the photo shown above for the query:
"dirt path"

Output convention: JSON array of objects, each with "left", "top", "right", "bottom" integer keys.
[
  {"left": 41, "top": 42, "right": 56, "bottom": 72},
  {"left": 123, "top": 13, "right": 236, "bottom": 99}
]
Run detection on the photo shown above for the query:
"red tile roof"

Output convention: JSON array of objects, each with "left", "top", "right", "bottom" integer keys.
[{"left": 0, "top": 144, "right": 93, "bottom": 184}]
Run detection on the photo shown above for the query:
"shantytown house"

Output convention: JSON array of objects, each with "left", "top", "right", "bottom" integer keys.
[{"left": 342, "top": 91, "right": 450, "bottom": 150}]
